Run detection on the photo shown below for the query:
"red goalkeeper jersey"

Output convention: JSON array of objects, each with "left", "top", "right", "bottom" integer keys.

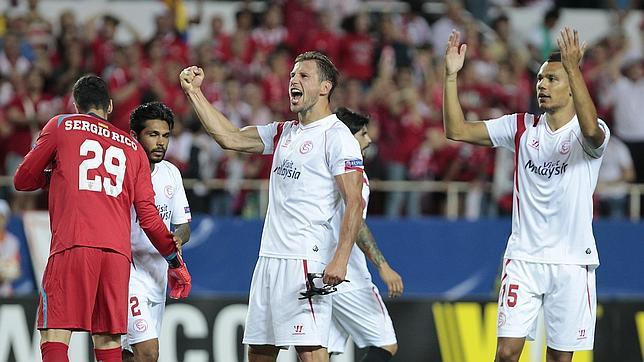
[{"left": 14, "top": 113, "right": 176, "bottom": 260}]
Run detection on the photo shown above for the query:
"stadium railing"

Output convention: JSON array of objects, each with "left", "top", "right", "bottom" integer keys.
[{"left": 0, "top": 175, "right": 640, "bottom": 221}]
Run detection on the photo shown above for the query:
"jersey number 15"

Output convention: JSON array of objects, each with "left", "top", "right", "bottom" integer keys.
[{"left": 79, "top": 139, "right": 126, "bottom": 197}]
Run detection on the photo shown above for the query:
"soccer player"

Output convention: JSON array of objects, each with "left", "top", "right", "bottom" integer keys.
[
  {"left": 443, "top": 27, "right": 608, "bottom": 362},
  {"left": 328, "top": 107, "right": 402, "bottom": 362},
  {"left": 13, "top": 75, "right": 191, "bottom": 362},
  {"left": 180, "top": 51, "right": 364, "bottom": 362},
  {"left": 122, "top": 102, "right": 192, "bottom": 362}
]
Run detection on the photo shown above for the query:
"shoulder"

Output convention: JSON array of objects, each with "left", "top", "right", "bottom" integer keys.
[
  {"left": 159, "top": 160, "right": 184, "bottom": 180},
  {"left": 325, "top": 119, "right": 353, "bottom": 138}
]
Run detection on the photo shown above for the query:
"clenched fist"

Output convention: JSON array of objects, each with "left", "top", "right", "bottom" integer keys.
[{"left": 179, "top": 66, "right": 205, "bottom": 93}]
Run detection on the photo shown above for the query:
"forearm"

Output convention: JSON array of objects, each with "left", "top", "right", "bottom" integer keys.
[
  {"left": 567, "top": 66, "right": 603, "bottom": 147},
  {"left": 355, "top": 222, "right": 387, "bottom": 269},
  {"left": 173, "top": 223, "right": 191, "bottom": 245},
  {"left": 185, "top": 88, "right": 240, "bottom": 148},
  {"left": 443, "top": 72, "right": 467, "bottom": 141},
  {"left": 333, "top": 202, "right": 363, "bottom": 266},
  {"left": 14, "top": 166, "right": 46, "bottom": 191}
]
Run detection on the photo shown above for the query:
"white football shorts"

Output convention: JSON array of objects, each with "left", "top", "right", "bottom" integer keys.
[
  {"left": 121, "top": 289, "right": 165, "bottom": 351},
  {"left": 243, "top": 256, "right": 332, "bottom": 348},
  {"left": 497, "top": 259, "right": 596, "bottom": 351},
  {"left": 328, "top": 285, "right": 397, "bottom": 354}
]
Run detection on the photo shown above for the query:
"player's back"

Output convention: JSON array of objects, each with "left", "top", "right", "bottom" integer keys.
[{"left": 48, "top": 113, "right": 148, "bottom": 259}]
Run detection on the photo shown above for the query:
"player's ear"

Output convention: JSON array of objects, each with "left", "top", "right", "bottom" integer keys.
[
  {"left": 130, "top": 130, "right": 138, "bottom": 140},
  {"left": 73, "top": 102, "right": 79, "bottom": 114},
  {"left": 107, "top": 100, "right": 113, "bottom": 115},
  {"left": 320, "top": 80, "right": 332, "bottom": 97}
]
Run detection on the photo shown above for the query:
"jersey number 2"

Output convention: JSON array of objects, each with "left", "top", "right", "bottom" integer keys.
[{"left": 79, "top": 140, "right": 126, "bottom": 197}]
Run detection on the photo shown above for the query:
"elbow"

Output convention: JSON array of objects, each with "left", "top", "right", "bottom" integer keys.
[
  {"left": 210, "top": 132, "right": 238, "bottom": 151},
  {"left": 13, "top": 174, "right": 33, "bottom": 191},
  {"left": 445, "top": 129, "right": 463, "bottom": 142}
]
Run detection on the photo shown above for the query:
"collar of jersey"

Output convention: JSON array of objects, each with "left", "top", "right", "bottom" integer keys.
[
  {"left": 151, "top": 161, "right": 163, "bottom": 177},
  {"left": 544, "top": 114, "right": 578, "bottom": 135},
  {"left": 298, "top": 113, "right": 336, "bottom": 130}
]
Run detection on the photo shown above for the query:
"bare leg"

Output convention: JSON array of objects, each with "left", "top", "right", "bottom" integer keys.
[
  {"left": 249, "top": 344, "right": 280, "bottom": 362},
  {"left": 92, "top": 334, "right": 121, "bottom": 350},
  {"left": 495, "top": 337, "right": 525, "bottom": 362},
  {"left": 131, "top": 339, "right": 160, "bottom": 362},
  {"left": 546, "top": 347, "right": 573, "bottom": 362},
  {"left": 295, "top": 345, "right": 328, "bottom": 362},
  {"left": 40, "top": 329, "right": 72, "bottom": 344}
]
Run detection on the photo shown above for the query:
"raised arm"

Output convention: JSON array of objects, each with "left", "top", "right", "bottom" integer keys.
[
  {"left": 558, "top": 27, "right": 605, "bottom": 148},
  {"left": 180, "top": 66, "right": 265, "bottom": 153},
  {"left": 443, "top": 30, "right": 493, "bottom": 146},
  {"left": 323, "top": 170, "right": 364, "bottom": 286},
  {"left": 356, "top": 222, "right": 404, "bottom": 298}
]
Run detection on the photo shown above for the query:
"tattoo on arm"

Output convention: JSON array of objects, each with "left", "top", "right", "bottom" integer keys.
[
  {"left": 355, "top": 223, "right": 386, "bottom": 268},
  {"left": 173, "top": 223, "right": 191, "bottom": 245}
]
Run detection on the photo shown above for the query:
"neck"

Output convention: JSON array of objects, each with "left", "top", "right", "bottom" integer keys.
[
  {"left": 298, "top": 102, "right": 332, "bottom": 125},
  {"left": 87, "top": 108, "right": 108, "bottom": 120},
  {"left": 545, "top": 106, "right": 575, "bottom": 131},
  {"left": 150, "top": 162, "right": 155, "bottom": 174}
]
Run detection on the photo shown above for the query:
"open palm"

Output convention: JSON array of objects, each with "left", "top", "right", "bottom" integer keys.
[{"left": 445, "top": 30, "right": 467, "bottom": 75}]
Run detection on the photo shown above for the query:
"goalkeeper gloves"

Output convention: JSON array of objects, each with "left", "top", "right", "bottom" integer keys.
[{"left": 165, "top": 252, "right": 192, "bottom": 299}]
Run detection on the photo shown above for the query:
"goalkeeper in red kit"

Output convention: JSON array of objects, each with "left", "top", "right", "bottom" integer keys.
[{"left": 13, "top": 75, "right": 191, "bottom": 362}]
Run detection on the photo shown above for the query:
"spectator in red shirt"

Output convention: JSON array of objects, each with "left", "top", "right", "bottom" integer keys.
[
  {"left": 5, "top": 69, "right": 61, "bottom": 211},
  {"left": 339, "top": 13, "right": 376, "bottom": 83},
  {"left": 251, "top": 4, "right": 288, "bottom": 63},
  {"left": 88, "top": 15, "right": 120, "bottom": 76},
  {"left": 203, "top": 14, "right": 232, "bottom": 62},
  {"left": 300, "top": 10, "right": 341, "bottom": 63},
  {"left": 106, "top": 45, "right": 144, "bottom": 131},
  {"left": 262, "top": 47, "right": 291, "bottom": 119}
]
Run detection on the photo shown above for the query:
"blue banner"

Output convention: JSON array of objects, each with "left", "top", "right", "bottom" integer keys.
[{"left": 10, "top": 216, "right": 644, "bottom": 299}]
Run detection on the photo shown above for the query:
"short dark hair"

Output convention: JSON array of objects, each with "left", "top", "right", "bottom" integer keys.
[
  {"left": 129, "top": 101, "right": 175, "bottom": 135},
  {"left": 294, "top": 51, "right": 339, "bottom": 100},
  {"left": 335, "top": 107, "right": 369, "bottom": 135},
  {"left": 72, "top": 74, "right": 110, "bottom": 114},
  {"left": 546, "top": 51, "right": 562, "bottom": 62}
]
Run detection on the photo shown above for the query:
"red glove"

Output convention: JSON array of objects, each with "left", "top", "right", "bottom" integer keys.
[{"left": 167, "top": 252, "right": 192, "bottom": 299}]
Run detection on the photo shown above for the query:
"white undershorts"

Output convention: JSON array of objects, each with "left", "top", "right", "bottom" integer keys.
[
  {"left": 327, "top": 285, "right": 397, "bottom": 354},
  {"left": 497, "top": 259, "right": 597, "bottom": 351},
  {"left": 121, "top": 289, "right": 165, "bottom": 351},
  {"left": 243, "top": 256, "right": 332, "bottom": 348}
]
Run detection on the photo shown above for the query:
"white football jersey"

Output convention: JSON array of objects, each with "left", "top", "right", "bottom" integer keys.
[
  {"left": 256, "top": 114, "right": 363, "bottom": 262},
  {"left": 130, "top": 160, "right": 191, "bottom": 301},
  {"left": 485, "top": 113, "right": 609, "bottom": 265},
  {"left": 333, "top": 172, "right": 372, "bottom": 292}
]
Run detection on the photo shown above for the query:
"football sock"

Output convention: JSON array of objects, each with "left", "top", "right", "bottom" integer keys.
[
  {"left": 95, "top": 346, "right": 122, "bottom": 362},
  {"left": 361, "top": 346, "right": 393, "bottom": 362},
  {"left": 41, "top": 342, "right": 69, "bottom": 362}
]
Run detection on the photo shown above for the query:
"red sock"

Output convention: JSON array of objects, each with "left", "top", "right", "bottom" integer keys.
[
  {"left": 94, "top": 346, "right": 122, "bottom": 362},
  {"left": 41, "top": 342, "right": 69, "bottom": 362}
]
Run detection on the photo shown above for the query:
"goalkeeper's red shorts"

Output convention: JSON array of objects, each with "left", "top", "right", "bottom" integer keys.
[{"left": 37, "top": 246, "right": 130, "bottom": 334}]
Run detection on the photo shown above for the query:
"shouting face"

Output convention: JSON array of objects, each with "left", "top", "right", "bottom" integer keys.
[{"left": 288, "top": 59, "right": 328, "bottom": 114}]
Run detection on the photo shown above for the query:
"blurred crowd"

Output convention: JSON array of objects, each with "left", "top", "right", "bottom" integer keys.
[{"left": 0, "top": 0, "right": 642, "bottom": 219}]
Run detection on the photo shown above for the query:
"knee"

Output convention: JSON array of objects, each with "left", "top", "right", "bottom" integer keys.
[
  {"left": 249, "top": 344, "right": 279, "bottom": 358},
  {"left": 495, "top": 345, "right": 521, "bottom": 362},
  {"left": 545, "top": 348, "right": 573, "bottom": 362}
]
